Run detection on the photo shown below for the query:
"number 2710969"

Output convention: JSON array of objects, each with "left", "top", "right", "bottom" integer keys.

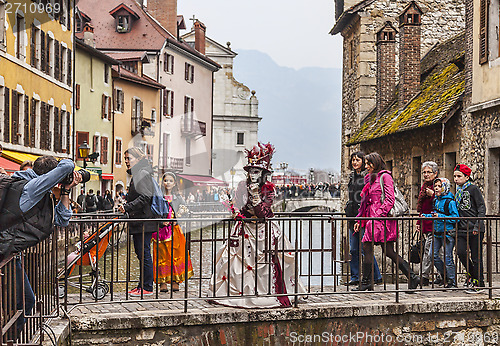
[{"left": 6, "top": 2, "right": 61, "bottom": 15}]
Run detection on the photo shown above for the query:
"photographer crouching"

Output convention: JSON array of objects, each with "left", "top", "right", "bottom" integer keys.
[{"left": 0, "top": 156, "right": 89, "bottom": 334}]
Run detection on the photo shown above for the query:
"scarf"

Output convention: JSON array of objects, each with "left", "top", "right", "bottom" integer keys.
[
  {"left": 455, "top": 181, "right": 472, "bottom": 204},
  {"left": 417, "top": 180, "right": 434, "bottom": 213}
]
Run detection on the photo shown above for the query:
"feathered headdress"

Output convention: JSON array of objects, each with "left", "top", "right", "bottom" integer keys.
[{"left": 244, "top": 142, "right": 275, "bottom": 172}]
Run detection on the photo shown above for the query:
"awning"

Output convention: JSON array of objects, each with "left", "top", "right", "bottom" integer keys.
[
  {"left": 101, "top": 173, "right": 114, "bottom": 180},
  {"left": 3, "top": 149, "right": 99, "bottom": 180},
  {"left": 178, "top": 174, "right": 228, "bottom": 186},
  {"left": 2, "top": 150, "right": 39, "bottom": 164},
  {"left": 0, "top": 157, "right": 20, "bottom": 172}
]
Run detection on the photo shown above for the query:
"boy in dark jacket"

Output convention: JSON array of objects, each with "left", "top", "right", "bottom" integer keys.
[
  {"left": 453, "top": 164, "right": 486, "bottom": 293},
  {"left": 423, "top": 178, "right": 459, "bottom": 288}
]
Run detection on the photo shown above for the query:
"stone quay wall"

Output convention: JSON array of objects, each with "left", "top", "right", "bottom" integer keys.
[{"left": 68, "top": 298, "right": 500, "bottom": 345}]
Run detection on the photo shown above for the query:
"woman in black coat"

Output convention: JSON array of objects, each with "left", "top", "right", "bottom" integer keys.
[
  {"left": 118, "top": 147, "right": 156, "bottom": 297},
  {"left": 345, "top": 151, "right": 382, "bottom": 286}
]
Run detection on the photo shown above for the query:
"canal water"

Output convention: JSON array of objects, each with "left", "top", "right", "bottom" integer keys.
[{"left": 64, "top": 217, "right": 343, "bottom": 297}]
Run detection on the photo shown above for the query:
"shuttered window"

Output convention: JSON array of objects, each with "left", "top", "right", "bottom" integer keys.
[
  {"left": 93, "top": 135, "right": 99, "bottom": 155},
  {"left": 67, "top": 49, "right": 72, "bottom": 85},
  {"left": 24, "top": 97, "right": 29, "bottom": 146},
  {"left": 163, "top": 90, "right": 174, "bottom": 117},
  {"left": 30, "top": 97, "right": 36, "bottom": 148},
  {"left": 30, "top": 24, "right": 36, "bottom": 67},
  {"left": 54, "top": 40, "right": 60, "bottom": 80},
  {"left": 11, "top": 91, "right": 19, "bottom": 145},
  {"left": 66, "top": 111, "right": 71, "bottom": 153},
  {"left": 114, "top": 89, "right": 124, "bottom": 113},
  {"left": 75, "top": 84, "right": 80, "bottom": 110},
  {"left": 3, "top": 87, "right": 8, "bottom": 143},
  {"left": 479, "top": 0, "right": 489, "bottom": 64},
  {"left": 115, "top": 139, "right": 122, "bottom": 165},
  {"left": 100, "top": 137, "right": 108, "bottom": 164},
  {"left": 40, "top": 30, "right": 46, "bottom": 73},
  {"left": 40, "top": 102, "right": 50, "bottom": 150}
]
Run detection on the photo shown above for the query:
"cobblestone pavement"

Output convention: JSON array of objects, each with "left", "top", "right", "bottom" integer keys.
[{"left": 67, "top": 283, "right": 498, "bottom": 317}]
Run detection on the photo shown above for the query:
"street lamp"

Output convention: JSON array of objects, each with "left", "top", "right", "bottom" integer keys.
[
  {"left": 229, "top": 167, "right": 236, "bottom": 190},
  {"left": 79, "top": 141, "right": 90, "bottom": 192}
]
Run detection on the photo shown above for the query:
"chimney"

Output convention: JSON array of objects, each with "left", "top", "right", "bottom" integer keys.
[
  {"left": 398, "top": 1, "right": 423, "bottom": 108},
  {"left": 194, "top": 20, "right": 206, "bottom": 55},
  {"left": 145, "top": 0, "right": 177, "bottom": 37},
  {"left": 376, "top": 22, "right": 397, "bottom": 117},
  {"left": 83, "top": 23, "right": 95, "bottom": 48}
]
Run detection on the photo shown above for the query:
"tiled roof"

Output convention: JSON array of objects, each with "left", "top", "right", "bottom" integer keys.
[
  {"left": 347, "top": 33, "right": 465, "bottom": 146},
  {"left": 106, "top": 51, "right": 149, "bottom": 62},
  {"left": 76, "top": 0, "right": 171, "bottom": 50}
]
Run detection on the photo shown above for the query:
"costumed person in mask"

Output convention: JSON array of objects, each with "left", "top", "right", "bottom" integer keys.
[{"left": 210, "top": 143, "right": 306, "bottom": 308}]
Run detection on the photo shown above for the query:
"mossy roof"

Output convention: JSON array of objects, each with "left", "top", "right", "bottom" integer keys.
[{"left": 347, "top": 33, "right": 465, "bottom": 146}]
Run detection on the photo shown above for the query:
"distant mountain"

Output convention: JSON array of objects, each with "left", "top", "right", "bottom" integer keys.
[{"left": 232, "top": 49, "right": 342, "bottom": 173}]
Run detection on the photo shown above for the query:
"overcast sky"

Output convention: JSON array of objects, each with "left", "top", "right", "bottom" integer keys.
[{"left": 177, "top": 0, "right": 343, "bottom": 70}]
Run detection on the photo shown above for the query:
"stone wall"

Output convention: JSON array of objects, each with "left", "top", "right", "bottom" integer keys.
[
  {"left": 69, "top": 299, "right": 500, "bottom": 345},
  {"left": 359, "top": 114, "right": 461, "bottom": 210}
]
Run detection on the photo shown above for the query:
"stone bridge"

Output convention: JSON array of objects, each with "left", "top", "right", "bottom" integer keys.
[{"left": 273, "top": 197, "right": 341, "bottom": 213}]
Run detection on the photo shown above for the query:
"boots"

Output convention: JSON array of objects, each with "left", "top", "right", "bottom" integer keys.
[
  {"left": 398, "top": 259, "right": 421, "bottom": 290},
  {"left": 352, "top": 263, "right": 374, "bottom": 291}
]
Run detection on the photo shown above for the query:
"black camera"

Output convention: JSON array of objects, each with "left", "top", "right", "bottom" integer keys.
[{"left": 60, "top": 169, "right": 91, "bottom": 186}]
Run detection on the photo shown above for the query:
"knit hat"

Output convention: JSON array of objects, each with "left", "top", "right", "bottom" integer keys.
[{"left": 454, "top": 164, "right": 472, "bottom": 177}]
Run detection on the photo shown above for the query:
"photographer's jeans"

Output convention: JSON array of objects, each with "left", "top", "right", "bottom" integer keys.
[
  {"left": 349, "top": 227, "right": 382, "bottom": 282},
  {"left": 132, "top": 233, "right": 154, "bottom": 292},
  {"left": 16, "top": 258, "right": 35, "bottom": 332}
]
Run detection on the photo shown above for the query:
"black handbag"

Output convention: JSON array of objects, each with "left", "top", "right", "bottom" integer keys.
[{"left": 409, "top": 239, "right": 423, "bottom": 264}]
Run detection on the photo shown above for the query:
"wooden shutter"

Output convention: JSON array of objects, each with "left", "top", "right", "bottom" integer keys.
[
  {"left": 66, "top": 111, "right": 71, "bottom": 153},
  {"left": 170, "top": 91, "right": 174, "bottom": 116},
  {"left": 11, "top": 90, "right": 18, "bottom": 145},
  {"left": 107, "top": 96, "right": 112, "bottom": 121},
  {"left": 24, "top": 97, "right": 29, "bottom": 146},
  {"left": 40, "top": 102, "right": 47, "bottom": 149},
  {"left": 185, "top": 63, "right": 188, "bottom": 80},
  {"left": 54, "top": 107, "right": 60, "bottom": 152},
  {"left": 191, "top": 65, "right": 194, "bottom": 83},
  {"left": 479, "top": 0, "right": 489, "bottom": 64},
  {"left": 163, "top": 90, "right": 167, "bottom": 116},
  {"left": 93, "top": 135, "right": 99, "bottom": 153},
  {"left": 113, "top": 88, "right": 117, "bottom": 110},
  {"left": 30, "top": 98, "right": 36, "bottom": 147},
  {"left": 101, "top": 94, "right": 106, "bottom": 119},
  {"left": 170, "top": 55, "right": 174, "bottom": 73},
  {"left": 115, "top": 139, "right": 122, "bottom": 165},
  {"left": 101, "top": 137, "right": 108, "bottom": 164},
  {"left": 131, "top": 98, "right": 137, "bottom": 133},
  {"left": 30, "top": 24, "right": 36, "bottom": 67},
  {"left": 40, "top": 31, "right": 46, "bottom": 72},
  {"left": 3, "top": 88, "right": 9, "bottom": 142},
  {"left": 140, "top": 101, "right": 144, "bottom": 124},
  {"left": 163, "top": 53, "right": 167, "bottom": 72},
  {"left": 46, "top": 33, "right": 50, "bottom": 74},
  {"left": 119, "top": 90, "right": 124, "bottom": 112},
  {"left": 54, "top": 40, "right": 60, "bottom": 80},
  {"left": 67, "top": 49, "right": 72, "bottom": 85},
  {"left": 75, "top": 84, "right": 80, "bottom": 109}
]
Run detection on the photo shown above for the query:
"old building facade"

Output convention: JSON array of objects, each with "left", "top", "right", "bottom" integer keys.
[
  {"left": 464, "top": 0, "right": 500, "bottom": 214},
  {"left": 331, "top": 0, "right": 466, "bottom": 209},
  {"left": 181, "top": 32, "right": 260, "bottom": 187},
  {"left": 0, "top": 0, "right": 73, "bottom": 162}
]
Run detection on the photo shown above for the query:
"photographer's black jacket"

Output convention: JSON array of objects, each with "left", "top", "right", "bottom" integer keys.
[{"left": 456, "top": 183, "right": 486, "bottom": 233}]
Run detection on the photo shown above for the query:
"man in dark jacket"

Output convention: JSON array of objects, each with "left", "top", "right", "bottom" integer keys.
[
  {"left": 0, "top": 156, "right": 81, "bottom": 331},
  {"left": 118, "top": 148, "right": 156, "bottom": 297},
  {"left": 85, "top": 189, "right": 98, "bottom": 212}
]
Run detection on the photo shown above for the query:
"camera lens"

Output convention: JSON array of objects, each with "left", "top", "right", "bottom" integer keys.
[{"left": 79, "top": 169, "right": 91, "bottom": 184}]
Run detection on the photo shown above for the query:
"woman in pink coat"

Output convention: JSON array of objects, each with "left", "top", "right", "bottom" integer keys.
[{"left": 354, "top": 152, "right": 420, "bottom": 291}]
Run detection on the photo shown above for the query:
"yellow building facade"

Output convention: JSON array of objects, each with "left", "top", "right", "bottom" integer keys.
[{"left": 0, "top": 0, "right": 73, "bottom": 159}]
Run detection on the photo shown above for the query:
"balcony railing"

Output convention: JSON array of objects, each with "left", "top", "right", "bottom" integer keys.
[
  {"left": 181, "top": 116, "right": 206, "bottom": 137},
  {"left": 164, "top": 156, "right": 184, "bottom": 171}
]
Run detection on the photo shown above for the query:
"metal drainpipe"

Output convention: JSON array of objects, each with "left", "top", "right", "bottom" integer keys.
[{"left": 156, "top": 49, "right": 161, "bottom": 178}]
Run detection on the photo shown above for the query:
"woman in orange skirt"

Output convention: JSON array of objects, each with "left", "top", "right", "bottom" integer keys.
[{"left": 152, "top": 172, "right": 193, "bottom": 292}]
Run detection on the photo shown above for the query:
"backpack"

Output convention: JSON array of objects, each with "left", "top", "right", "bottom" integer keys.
[
  {"left": 379, "top": 173, "right": 409, "bottom": 217},
  {"left": 150, "top": 177, "right": 170, "bottom": 218},
  {"left": 86, "top": 194, "right": 96, "bottom": 208}
]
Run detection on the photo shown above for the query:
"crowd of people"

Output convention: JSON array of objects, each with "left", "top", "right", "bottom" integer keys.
[
  {"left": 276, "top": 182, "right": 341, "bottom": 199},
  {"left": 346, "top": 151, "right": 485, "bottom": 293}
]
